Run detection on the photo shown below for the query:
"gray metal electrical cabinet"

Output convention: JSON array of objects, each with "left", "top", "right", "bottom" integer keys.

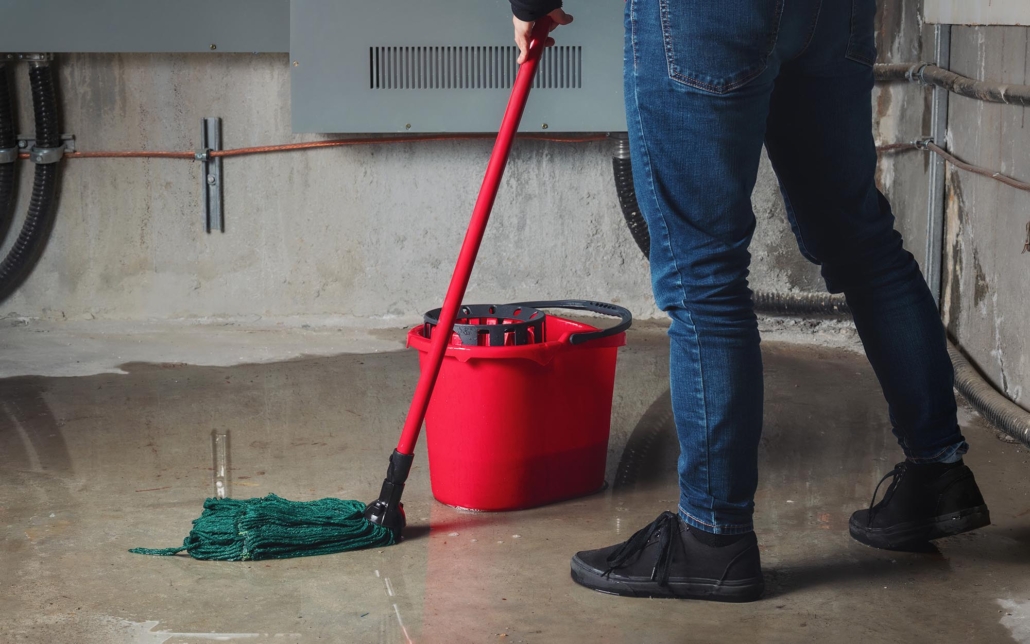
[
  {"left": 0, "top": 0, "right": 627, "bottom": 133},
  {"left": 0, "top": 0, "right": 289, "bottom": 53},
  {"left": 289, "top": 0, "right": 626, "bottom": 133}
]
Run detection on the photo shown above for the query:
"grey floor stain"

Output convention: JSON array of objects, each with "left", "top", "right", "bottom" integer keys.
[{"left": 1, "top": 328, "right": 1028, "bottom": 643}]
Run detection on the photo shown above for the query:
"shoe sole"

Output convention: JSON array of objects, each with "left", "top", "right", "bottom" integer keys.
[
  {"left": 570, "top": 558, "right": 764, "bottom": 603},
  {"left": 849, "top": 505, "right": 991, "bottom": 551}
]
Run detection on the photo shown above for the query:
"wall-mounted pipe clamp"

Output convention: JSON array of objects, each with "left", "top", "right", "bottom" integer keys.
[
  {"left": 10, "top": 53, "right": 54, "bottom": 65},
  {"left": 28, "top": 146, "right": 64, "bottom": 164},
  {"left": 0, "top": 147, "right": 17, "bottom": 164},
  {"left": 18, "top": 134, "right": 75, "bottom": 163}
]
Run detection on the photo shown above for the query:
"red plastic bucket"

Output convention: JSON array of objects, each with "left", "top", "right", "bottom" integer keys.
[{"left": 407, "top": 303, "right": 629, "bottom": 511}]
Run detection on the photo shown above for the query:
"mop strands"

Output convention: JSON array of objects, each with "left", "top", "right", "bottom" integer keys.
[{"left": 130, "top": 495, "right": 394, "bottom": 561}]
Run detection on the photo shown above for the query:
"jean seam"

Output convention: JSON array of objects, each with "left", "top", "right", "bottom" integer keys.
[
  {"left": 630, "top": 22, "right": 713, "bottom": 518},
  {"left": 678, "top": 507, "right": 753, "bottom": 535},
  {"left": 629, "top": 0, "right": 639, "bottom": 69},
  {"left": 683, "top": 309, "right": 711, "bottom": 503},
  {"left": 778, "top": 181, "right": 820, "bottom": 264},
  {"left": 788, "top": 0, "right": 824, "bottom": 63},
  {"left": 845, "top": 0, "right": 877, "bottom": 66},
  {"left": 629, "top": 49, "right": 688, "bottom": 333},
  {"left": 906, "top": 441, "right": 968, "bottom": 464}
]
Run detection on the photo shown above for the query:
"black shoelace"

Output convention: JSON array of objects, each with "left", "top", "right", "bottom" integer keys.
[
  {"left": 865, "top": 462, "right": 907, "bottom": 525},
  {"left": 604, "top": 511, "right": 682, "bottom": 587}
]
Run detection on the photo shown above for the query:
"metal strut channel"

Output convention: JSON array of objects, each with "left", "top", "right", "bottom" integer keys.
[
  {"left": 198, "top": 117, "right": 223, "bottom": 233},
  {"left": 924, "top": 25, "right": 951, "bottom": 309}
]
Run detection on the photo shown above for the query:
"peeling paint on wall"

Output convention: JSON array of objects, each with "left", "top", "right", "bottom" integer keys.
[
  {"left": 943, "top": 24, "right": 1030, "bottom": 412},
  {"left": 941, "top": 169, "right": 965, "bottom": 339},
  {"left": 972, "top": 249, "right": 989, "bottom": 308}
]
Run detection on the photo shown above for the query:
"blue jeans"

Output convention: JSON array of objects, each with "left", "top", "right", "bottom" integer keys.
[{"left": 624, "top": 0, "right": 969, "bottom": 534}]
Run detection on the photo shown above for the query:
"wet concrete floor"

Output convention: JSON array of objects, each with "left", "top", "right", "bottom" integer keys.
[{"left": 1, "top": 324, "right": 1029, "bottom": 643}]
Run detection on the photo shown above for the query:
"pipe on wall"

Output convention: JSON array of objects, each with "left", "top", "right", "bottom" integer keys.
[
  {"left": 949, "top": 343, "right": 1030, "bottom": 447},
  {"left": 875, "top": 62, "right": 1030, "bottom": 107}
]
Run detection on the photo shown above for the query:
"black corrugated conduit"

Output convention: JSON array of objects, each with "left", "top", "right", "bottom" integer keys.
[
  {"left": 0, "top": 62, "right": 61, "bottom": 303},
  {"left": 948, "top": 344, "right": 1030, "bottom": 446},
  {"left": 0, "top": 62, "right": 16, "bottom": 244},
  {"left": 611, "top": 142, "right": 1030, "bottom": 448},
  {"left": 612, "top": 137, "right": 650, "bottom": 259}
]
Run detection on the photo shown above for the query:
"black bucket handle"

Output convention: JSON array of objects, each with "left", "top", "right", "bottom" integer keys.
[{"left": 512, "top": 300, "right": 633, "bottom": 346}]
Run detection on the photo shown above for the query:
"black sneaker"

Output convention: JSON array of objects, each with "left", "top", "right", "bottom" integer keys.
[
  {"left": 849, "top": 460, "right": 990, "bottom": 550},
  {"left": 570, "top": 511, "right": 764, "bottom": 602}
]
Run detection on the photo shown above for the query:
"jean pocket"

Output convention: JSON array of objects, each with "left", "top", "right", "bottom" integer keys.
[
  {"left": 659, "top": 0, "right": 784, "bottom": 95},
  {"left": 845, "top": 0, "right": 877, "bottom": 66}
]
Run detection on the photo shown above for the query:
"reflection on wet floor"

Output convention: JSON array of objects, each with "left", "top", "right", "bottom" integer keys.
[{"left": 1, "top": 326, "right": 1029, "bottom": 643}]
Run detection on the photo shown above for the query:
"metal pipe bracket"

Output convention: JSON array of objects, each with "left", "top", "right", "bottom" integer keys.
[
  {"left": 0, "top": 147, "right": 17, "bottom": 164},
  {"left": 18, "top": 133, "right": 75, "bottom": 163},
  {"left": 28, "top": 146, "right": 64, "bottom": 164},
  {"left": 11, "top": 53, "right": 54, "bottom": 64}
]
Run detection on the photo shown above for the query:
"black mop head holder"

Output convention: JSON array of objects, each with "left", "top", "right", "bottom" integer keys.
[
  {"left": 364, "top": 450, "right": 414, "bottom": 536},
  {"left": 423, "top": 303, "right": 547, "bottom": 347}
]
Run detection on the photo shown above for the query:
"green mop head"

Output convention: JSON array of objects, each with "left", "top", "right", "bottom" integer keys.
[{"left": 130, "top": 494, "right": 395, "bottom": 561}]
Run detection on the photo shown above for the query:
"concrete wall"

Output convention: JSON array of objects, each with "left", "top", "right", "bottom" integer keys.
[
  {"left": 0, "top": 3, "right": 929, "bottom": 326},
  {"left": 942, "top": 25, "right": 1030, "bottom": 410},
  {"left": 874, "top": 0, "right": 936, "bottom": 269}
]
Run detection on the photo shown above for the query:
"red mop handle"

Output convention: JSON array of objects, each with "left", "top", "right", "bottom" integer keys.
[{"left": 395, "top": 17, "right": 554, "bottom": 455}]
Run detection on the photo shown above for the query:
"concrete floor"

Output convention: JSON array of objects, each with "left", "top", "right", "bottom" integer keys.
[{"left": 1, "top": 322, "right": 1029, "bottom": 643}]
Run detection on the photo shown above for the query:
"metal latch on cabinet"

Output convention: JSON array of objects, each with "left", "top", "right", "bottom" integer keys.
[{"left": 196, "top": 117, "right": 223, "bottom": 233}]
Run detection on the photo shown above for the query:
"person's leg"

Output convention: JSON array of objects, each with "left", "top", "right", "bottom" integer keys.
[
  {"left": 763, "top": 0, "right": 988, "bottom": 549},
  {"left": 627, "top": 0, "right": 783, "bottom": 537},
  {"left": 568, "top": 0, "right": 822, "bottom": 602},
  {"left": 764, "top": 0, "right": 965, "bottom": 465}
]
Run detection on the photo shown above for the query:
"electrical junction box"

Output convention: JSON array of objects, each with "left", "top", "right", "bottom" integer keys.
[{"left": 289, "top": 0, "right": 626, "bottom": 133}]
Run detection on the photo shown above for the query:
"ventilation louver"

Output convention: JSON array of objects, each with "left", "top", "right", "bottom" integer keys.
[{"left": 369, "top": 45, "right": 583, "bottom": 90}]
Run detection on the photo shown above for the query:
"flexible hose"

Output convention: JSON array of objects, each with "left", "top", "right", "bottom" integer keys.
[
  {"left": 612, "top": 156, "right": 651, "bottom": 258},
  {"left": 949, "top": 343, "right": 1030, "bottom": 446},
  {"left": 0, "top": 63, "right": 60, "bottom": 303},
  {"left": 0, "top": 63, "right": 16, "bottom": 244},
  {"left": 751, "top": 291, "right": 850, "bottom": 315},
  {"left": 611, "top": 154, "right": 1030, "bottom": 448}
]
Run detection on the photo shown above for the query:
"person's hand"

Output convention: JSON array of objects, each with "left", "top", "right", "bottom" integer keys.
[{"left": 513, "top": 9, "right": 573, "bottom": 65}]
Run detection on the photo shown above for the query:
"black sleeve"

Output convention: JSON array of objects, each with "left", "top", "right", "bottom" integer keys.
[{"left": 509, "top": 0, "right": 563, "bottom": 22}]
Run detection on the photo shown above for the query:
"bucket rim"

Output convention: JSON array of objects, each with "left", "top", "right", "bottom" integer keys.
[{"left": 406, "top": 315, "right": 625, "bottom": 364}]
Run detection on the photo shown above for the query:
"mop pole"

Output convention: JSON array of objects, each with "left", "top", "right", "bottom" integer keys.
[{"left": 365, "top": 17, "right": 555, "bottom": 534}]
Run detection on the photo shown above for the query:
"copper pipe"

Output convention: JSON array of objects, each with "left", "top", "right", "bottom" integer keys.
[
  {"left": 210, "top": 134, "right": 609, "bottom": 158},
  {"left": 14, "top": 133, "right": 609, "bottom": 162},
  {"left": 16, "top": 137, "right": 915, "bottom": 161},
  {"left": 71, "top": 150, "right": 194, "bottom": 159},
  {"left": 875, "top": 142, "right": 920, "bottom": 154},
  {"left": 18, "top": 150, "right": 194, "bottom": 160},
  {"left": 926, "top": 142, "right": 1030, "bottom": 193},
  {"left": 16, "top": 136, "right": 1028, "bottom": 195}
]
